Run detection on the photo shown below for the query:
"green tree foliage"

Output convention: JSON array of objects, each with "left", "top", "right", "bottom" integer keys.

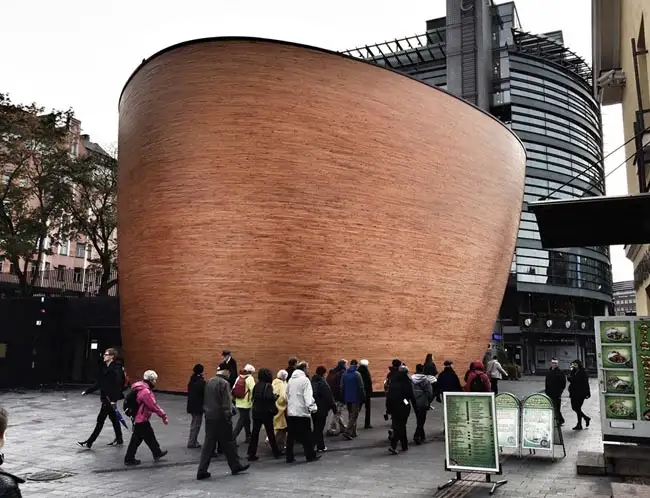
[
  {"left": 0, "top": 93, "right": 74, "bottom": 295},
  {"left": 63, "top": 149, "right": 118, "bottom": 295}
]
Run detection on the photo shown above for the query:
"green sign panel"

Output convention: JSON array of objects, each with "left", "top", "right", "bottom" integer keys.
[
  {"left": 495, "top": 393, "right": 520, "bottom": 449},
  {"left": 635, "top": 320, "right": 650, "bottom": 422},
  {"left": 443, "top": 392, "right": 499, "bottom": 473},
  {"left": 521, "top": 393, "right": 554, "bottom": 450}
]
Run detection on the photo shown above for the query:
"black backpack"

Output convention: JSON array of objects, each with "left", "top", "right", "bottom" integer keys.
[
  {"left": 123, "top": 387, "right": 138, "bottom": 418},
  {"left": 470, "top": 374, "right": 487, "bottom": 393}
]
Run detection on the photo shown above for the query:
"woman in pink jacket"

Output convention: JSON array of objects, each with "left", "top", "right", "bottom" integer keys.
[{"left": 124, "top": 370, "right": 169, "bottom": 466}]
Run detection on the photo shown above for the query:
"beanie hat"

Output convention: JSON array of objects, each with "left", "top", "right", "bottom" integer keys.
[{"left": 193, "top": 363, "right": 204, "bottom": 375}]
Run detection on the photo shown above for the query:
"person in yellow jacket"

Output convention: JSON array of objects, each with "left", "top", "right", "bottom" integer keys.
[
  {"left": 233, "top": 364, "right": 256, "bottom": 443},
  {"left": 270, "top": 369, "right": 289, "bottom": 449}
]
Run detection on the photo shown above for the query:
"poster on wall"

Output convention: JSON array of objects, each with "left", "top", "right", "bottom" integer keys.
[
  {"left": 521, "top": 393, "right": 554, "bottom": 450},
  {"left": 495, "top": 393, "right": 520, "bottom": 449},
  {"left": 443, "top": 392, "right": 500, "bottom": 473},
  {"left": 596, "top": 316, "right": 650, "bottom": 442}
]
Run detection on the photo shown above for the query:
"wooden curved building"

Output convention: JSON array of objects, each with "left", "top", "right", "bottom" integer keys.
[{"left": 118, "top": 38, "right": 526, "bottom": 392}]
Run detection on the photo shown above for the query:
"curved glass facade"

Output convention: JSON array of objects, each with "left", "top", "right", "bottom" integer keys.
[{"left": 508, "top": 53, "right": 612, "bottom": 298}]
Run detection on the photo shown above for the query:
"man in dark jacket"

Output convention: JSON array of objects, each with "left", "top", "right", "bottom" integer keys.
[
  {"left": 341, "top": 359, "right": 366, "bottom": 440},
  {"left": 436, "top": 360, "right": 462, "bottom": 398},
  {"left": 187, "top": 364, "right": 206, "bottom": 448},
  {"left": 0, "top": 407, "right": 24, "bottom": 498},
  {"left": 78, "top": 347, "right": 125, "bottom": 448},
  {"left": 545, "top": 358, "right": 566, "bottom": 425},
  {"left": 386, "top": 366, "right": 416, "bottom": 454},
  {"left": 218, "top": 350, "right": 238, "bottom": 386},
  {"left": 312, "top": 366, "right": 336, "bottom": 452},
  {"left": 358, "top": 359, "right": 373, "bottom": 429},
  {"left": 198, "top": 369, "right": 249, "bottom": 479},
  {"left": 326, "top": 360, "right": 347, "bottom": 435}
]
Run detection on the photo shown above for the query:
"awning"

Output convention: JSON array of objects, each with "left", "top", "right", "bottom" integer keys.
[{"left": 528, "top": 193, "right": 650, "bottom": 248}]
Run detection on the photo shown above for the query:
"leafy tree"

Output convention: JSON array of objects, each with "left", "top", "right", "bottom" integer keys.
[
  {"left": 0, "top": 93, "right": 73, "bottom": 295},
  {"left": 63, "top": 146, "right": 118, "bottom": 295}
]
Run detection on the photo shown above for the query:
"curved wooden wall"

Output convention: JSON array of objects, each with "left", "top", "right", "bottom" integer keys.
[{"left": 118, "top": 39, "right": 526, "bottom": 392}]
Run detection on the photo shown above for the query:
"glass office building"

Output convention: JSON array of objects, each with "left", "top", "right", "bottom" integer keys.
[{"left": 343, "top": 1, "right": 612, "bottom": 372}]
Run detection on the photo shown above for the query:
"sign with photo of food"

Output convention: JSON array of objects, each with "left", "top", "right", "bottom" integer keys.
[
  {"left": 602, "top": 346, "right": 634, "bottom": 369},
  {"left": 635, "top": 319, "right": 650, "bottom": 422},
  {"left": 605, "top": 371, "right": 635, "bottom": 395},
  {"left": 604, "top": 395, "right": 637, "bottom": 420},
  {"left": 600, "top": 321, "right": 632, "bottom": 344}
]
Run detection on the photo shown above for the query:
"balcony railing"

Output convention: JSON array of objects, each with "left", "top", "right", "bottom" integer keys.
[{"left": 0, "top": 268, "right": 118, "bottom": 296}]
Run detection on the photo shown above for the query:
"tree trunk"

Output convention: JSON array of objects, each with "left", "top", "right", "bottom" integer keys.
[
  {"left": 98, "top": 256, "right": 116, "bottom": 296},
  {"left": 12, "top": 257, "right": 30, "bottom": 297}
]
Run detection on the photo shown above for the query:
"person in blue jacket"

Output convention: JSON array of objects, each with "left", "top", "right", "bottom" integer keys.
[{"left": 341, "top": 359, "right": 366, "bottom": 440}]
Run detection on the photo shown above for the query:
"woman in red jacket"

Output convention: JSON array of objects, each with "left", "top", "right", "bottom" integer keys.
[{"left": 463, "top": 361, "right": 492, "bottom": 392}]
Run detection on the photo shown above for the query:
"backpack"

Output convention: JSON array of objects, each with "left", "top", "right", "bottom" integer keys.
[
  {"left": 123, "top": 387, "right": 139, "bottom": 418},
  {"left": 470, "top": 373, "right": 487, "bottom": 393},
  {"left": 232, "top": 376, "right": 247, "bottom": 399}
]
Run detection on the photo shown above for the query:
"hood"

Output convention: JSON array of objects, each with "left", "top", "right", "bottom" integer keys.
[
  {"left": 347, "top": 365, "right": 358, "bottom": 373},
  {"left": 471, "top": 361, "right": 485, "bottom": 371},
  {"left": 411, "top": 373, "right": 428, "bottom": 383},
  {"left": 291, "top": 369, "right": 306, "bottom": 379},
  {"left": 132, "top": 380, "right": 150, "bottom": 393},
  {"left": 312, "top": 374, "right": 324, "bottom": 383},
  {"left": 337, "top": 360, "right": 347, "bottom": 370},
  {"left": 358, "top": 365, "right": 368, "bottom": 373}
]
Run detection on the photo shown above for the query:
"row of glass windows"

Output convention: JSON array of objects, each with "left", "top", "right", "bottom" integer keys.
[
  {"left": 513, "top": 105, "right": 600, "bottom": 145},
  {"left": 509, "top": 84, "right": 599, "bottom": 133},
  {"left": 512, "top": 111, "right": 600, "bottom": 156},
  {"left": 516, "top": 246, "right": 610, "bottom": 265}
]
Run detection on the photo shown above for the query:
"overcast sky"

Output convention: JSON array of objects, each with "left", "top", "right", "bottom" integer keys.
[{"left": 0, "top": 0, "right": 633, "bottom": 282}]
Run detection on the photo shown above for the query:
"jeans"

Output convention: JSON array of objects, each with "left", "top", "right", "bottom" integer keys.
[
  {"left": 312, "top": 412, "right": 328, "bottom": 450},
  {"left": 413, "top": 406, "right": 428, "bottom": 443},
  {"left": 248, "top": 416, "right": 281, "bottom": 457},
  {"left": 491, "top": 378, "right": 499, "bottom": 395},
  {"left": 286, "top": 416, "right": 316, "bottom": 462},
  {"left": 233, "top": 407, "right": 251, "bottom": 441},
  {"left": 87, "top": 400, "right": 123, "bottom": 444},
  {"left": 328, "top": 402, "right": 346, "bottom": 434},
  {"left": 125, "top": 421, "right": 163, "bottom": 462},
  {"left": 344, "top": 403, "right": 360, "bottom": 437},
  {"left": 198, "top": 417, "right": 242, "bottom": 473},
  {"left": 188, "top": 413, "right": 203, "bottom": 447},
  {"left": 571, "top": 397, "right": 589, "bottom": 426}
]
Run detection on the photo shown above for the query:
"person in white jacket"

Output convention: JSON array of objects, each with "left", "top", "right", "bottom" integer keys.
[
  {"left": 285, "top": 361, "right": 320, "bottom": 463},
  {"left": 486, "top": 356, "right": 508, "bottom": 395}
]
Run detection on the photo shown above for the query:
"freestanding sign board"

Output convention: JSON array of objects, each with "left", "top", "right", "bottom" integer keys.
[
  {"left": 521, "top": 393, "right": 554, "bottom": 452},
  {"left": 595, "top": 316, "right": 650, "bottom": 443},
  {"left": 443, "top": 392, "right": 500, "bottom": 473},
  {"left": 495, "top": 393, "right": 520, "bottom": 452}
]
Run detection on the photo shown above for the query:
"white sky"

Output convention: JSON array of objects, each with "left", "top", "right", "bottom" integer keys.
[{"left": 0, "top": 0, "right": 633, "bottom": 282}]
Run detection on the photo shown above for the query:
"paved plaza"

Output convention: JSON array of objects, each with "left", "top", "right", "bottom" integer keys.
[{"left": 0, "top": 377, "right": 617, "bottom": 497}]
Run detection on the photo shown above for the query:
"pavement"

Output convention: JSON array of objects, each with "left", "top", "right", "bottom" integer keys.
[{"left": 0, "top": 376, "right": 616, "bottom": 497}]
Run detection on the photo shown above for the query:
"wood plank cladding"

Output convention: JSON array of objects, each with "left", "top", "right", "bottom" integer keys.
[{"left": 118, "top": 39, "right": 526, "bottom": 392}]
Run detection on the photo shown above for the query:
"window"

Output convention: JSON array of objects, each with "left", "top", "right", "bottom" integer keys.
[
  {"left": 59, "top": 241, "right": 69, "bottom": 256},
  {"left": 75, "top": 243, "right": 86, "bottom": 258},
  {"left": 30, "top": 260, "right": 38, "bottom": 277},
  {"left": 56, "top": 265, "right": 66, "bottom": 281},
  {"left": 44, "top": 262, "right": 51, "bottom": 279},
  {"left": 73, "top": 267, "right": 83, "bottom": 283}
]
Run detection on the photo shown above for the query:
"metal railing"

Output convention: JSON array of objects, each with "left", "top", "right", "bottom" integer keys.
[{"left": 0, "top": 268, "right": 118, "bottom": 296}]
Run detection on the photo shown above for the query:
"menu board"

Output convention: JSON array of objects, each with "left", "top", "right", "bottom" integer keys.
[
  {"left": 443, "top": 392, "right": 499, "bottom": 473},
  {"left": 495, "top": 393, "right": 520, "bottom": 449},
  {"left": 521, "top": 393, "right": 554, "bottom": 451},
  {"left": 596, "top": 317, "right": 650, "bottom": 443}
]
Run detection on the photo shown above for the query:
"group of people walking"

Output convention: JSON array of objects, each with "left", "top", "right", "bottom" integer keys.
[{"left": 74, "top": 346, "right": 593, "bottom": 482}]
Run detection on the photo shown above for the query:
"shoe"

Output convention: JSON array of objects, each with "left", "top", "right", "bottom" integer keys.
[
  {"left": 211, "top": 452, "right": 219, "bottom": 458},
  {"left": 154, "top": 450, "right": 168, "bottom": 461},
  {"left": 306, "top": 454, "right": 321, "bottom": 463},
  {"left": 585, "top": 417, "right": 591, "bottom": 428},
  {"left": 231, "top": 464, "right": 250, "bottom": 475},
  {"left": 107, "top": 439, "right": 123, "bottom": 446},
  {"left": 286, "top": 457, "right": 296, "bottom": 464},
  {"left": 77, "top": 441, "right": 92, "bottom": 449},
  {"left": 388, "top": 447, "right": 398, "bottom": 455},
  {"left": 365, "top": 425, "right": 373, "bottom": 429},
  {"left": 125, "top": 459, "right": 141, "bottom": 466},
  {"left": 402, "top": 447, "right": 409, "bottom": 452},
  {"left": 572, "top": 425, "right": 583, "bottom": 431},
  {"left": 342, "top": 433, "right": 353, "bottom": 441},
  {"left": 317, "top": 447, "right": 328, "bottom": 452},
  {"left": 197, "top": 471, "right": 211, "bottom": 480},
  {"left": 247, "top": 455, "right": 259, "bottom": 461},
  {"left": 187, "top": 443, "right": 201, "bottom": 449}
]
